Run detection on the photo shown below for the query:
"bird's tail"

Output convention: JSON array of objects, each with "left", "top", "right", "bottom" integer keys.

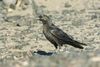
[{"left": 68, "top": 40, "right": 87, "bottom": 49}]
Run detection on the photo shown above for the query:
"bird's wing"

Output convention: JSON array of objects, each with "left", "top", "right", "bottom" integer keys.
[
  {"left": 50, "top": 27, "right": 87, "bottom": 46},
  {"left": 50, "top": 28, "right": 72, "bottom": 42}
]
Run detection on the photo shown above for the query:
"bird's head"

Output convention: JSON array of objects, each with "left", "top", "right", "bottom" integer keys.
[{"left": 38, "top": 15, "right": 51, "bottom": 24}]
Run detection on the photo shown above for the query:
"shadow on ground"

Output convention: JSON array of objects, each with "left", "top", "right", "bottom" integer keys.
[{"left": 33, "top": 50, "right": 53, "bottom": 56}]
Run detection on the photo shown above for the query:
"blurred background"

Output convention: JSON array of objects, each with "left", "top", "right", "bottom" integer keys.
[{"left": 0, "top": 0, "right": 100, "bottom": 67}]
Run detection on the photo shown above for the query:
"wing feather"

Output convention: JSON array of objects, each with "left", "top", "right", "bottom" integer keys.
[{"left": 50, "top": 28, "right": 73, "bottom": 42}]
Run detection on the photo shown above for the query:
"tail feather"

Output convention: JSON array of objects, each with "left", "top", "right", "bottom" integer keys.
[
  {"left": 79, "top": 42, "right": 87, "bottom": 46},
  {"left": 71, "top": 43, "right": 84, "bottom": 49},
  {"left": 68, "top": 40, "right": 87, "bottom": 49}
]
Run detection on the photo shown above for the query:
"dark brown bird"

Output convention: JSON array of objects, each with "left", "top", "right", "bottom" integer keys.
[{"left": 38, "top": 15, "right": 87, "bottom": 50}]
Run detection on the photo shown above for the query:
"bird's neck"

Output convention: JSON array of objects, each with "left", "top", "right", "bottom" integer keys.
[
  {"left": 43, "top": 21, "right": 54, "bottom": 30},
  {"left": 44, "top": 21, "right": 53, "bottom": 26}
]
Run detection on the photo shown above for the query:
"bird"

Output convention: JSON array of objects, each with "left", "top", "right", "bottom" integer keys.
[{"left": 38, "top": 14, "right": 87, "bottom": 51}]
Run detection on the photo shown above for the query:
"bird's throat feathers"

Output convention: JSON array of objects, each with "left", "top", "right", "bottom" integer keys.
[{"left": 43, "top": 21, "right": 53, "bottom": 26}]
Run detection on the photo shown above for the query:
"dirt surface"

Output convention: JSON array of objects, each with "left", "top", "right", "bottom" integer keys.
[{"left": 0, "top": 0, "right": 100, "bottom": 67}]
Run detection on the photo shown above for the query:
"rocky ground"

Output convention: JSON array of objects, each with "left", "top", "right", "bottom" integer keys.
[{"left": 0, "top": 0, "right": 100, "bottom": 67}]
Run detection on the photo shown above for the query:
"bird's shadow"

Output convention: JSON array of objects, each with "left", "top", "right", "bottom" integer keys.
[{"left": 33, "top": 50, "right": 54, "bottom": 56}]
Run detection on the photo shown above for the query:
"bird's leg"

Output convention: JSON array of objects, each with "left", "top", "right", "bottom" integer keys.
[
  {"left": 54, "top": 40, "right": 62, "bottom": 53},
  {"left": 54, "top": 46, "right": 59, "bottom": 53},
  {"left": 56, "top": 45, "right": 62, "bottom": 53},
  {"left": 58, "top": 45, "right": 62, "bottom": 52},
  {"left": 60, "top": 45, "right": 66, "bottom": 52}
]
